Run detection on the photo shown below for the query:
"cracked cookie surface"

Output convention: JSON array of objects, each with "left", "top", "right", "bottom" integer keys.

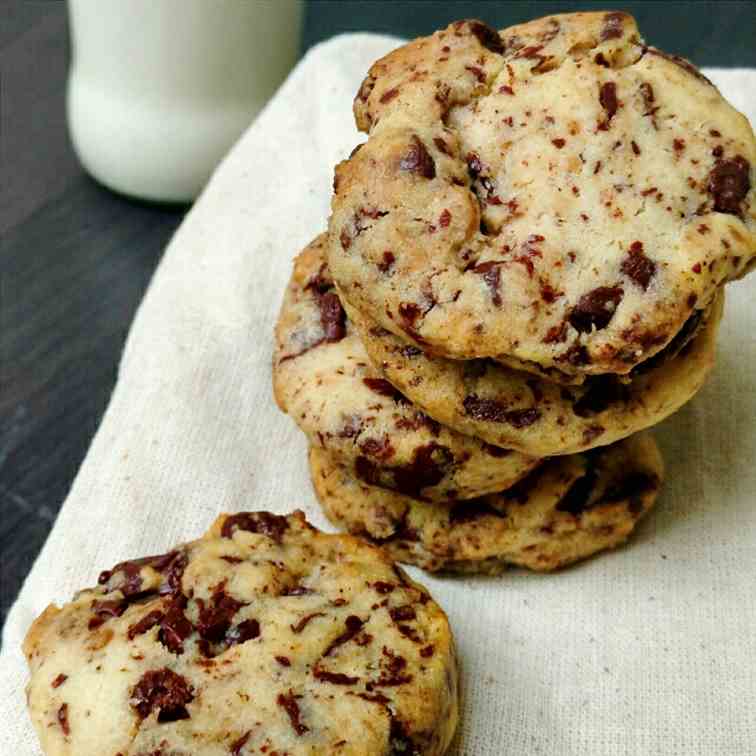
[
  {"left": 24, "top": 511, "right": 458, "bottom": 756},
  {"left": 274, "top": 234, "right": 539, "bottom": 500},
  {"left": 345, "top": 288, "right": 721, "bottom": 457},
  {"left": 311, "top": 432, "right": 663, "bottom": 574},
  {"left": 328, "top": 13, "right": 755, "bottom": 380}
]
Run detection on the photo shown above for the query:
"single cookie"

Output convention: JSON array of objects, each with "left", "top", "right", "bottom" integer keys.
[
  {"left": 274, "top": 234, "right": 539, "bottom": 501},
  {"left": 310, "top": 432, "right": 663, "bottom": 574},
  {"left": 328, "top": 13, "right": 754, "bottom": 381},
  {"left": 344, "top": 289, "right": 721, "bottom": 457},
  {"left": 24, "top": 511, "right": 458, "bottom": 756}
]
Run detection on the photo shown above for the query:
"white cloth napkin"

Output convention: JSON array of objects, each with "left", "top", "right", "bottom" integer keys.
[{"left": 3, "top": 34, "right": 755, "bottom": 755}]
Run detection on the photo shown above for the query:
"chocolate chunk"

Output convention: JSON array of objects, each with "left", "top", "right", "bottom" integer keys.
[
  {"left": 473, "top": 261, "right": 503, "bottom": 306},
  {"left": 89, "top": 598, "right": 127, "bottom": 630},
  {"left": 401, "top": 344, "right": 423, "bottom": 358},
  {"left": 358, "top": 691, "right": 391, "bottom": 705},
  {"left": 159, "top": 598, "right": 194, "bottom": 654},
  {"left": 355, "top": 456, "right": 380, "bottom": 486},
  {"left": 543, "top": 322, "right": 568, "bottom": 344},
  {"left": 313, "top": 667, "right": 359, "bottom": 685},
  {"left": 469, "top": 20, "right": 504, "bottom": 54},
  {"left": 463, "top": 395, "right": 541, "bottom": 427},
  {"left": 621, "top": 241, "right": 656, "bottom": 290},
  {"left": 131, "top": 668, "right": 194, "bottom": 722},
  {"left": 483, "top": 443, "right": 510, "bottom": 458},
  {"left": 51, "top": 673, "right": 68, "bottom": 689},
  {"left": 391, "top": 443, "right": 453, "bottom": 496},
  {"left": 420, "top": 645, "right": 435, "bottom": 658},
  {"left": 708, "top": 156, "right": 750, "bottom": 215},
  {"left": 573, "top": 376, "right": 630, "bottom": 417},
  {"left": 160, "top": 552, "right": 188, "bottom": 597},
  {"left": 462, "top": 394, "right": 506, "bottom": 423},
  {"left": 568, "top": 287, "right": 624, "bottom": 332},
  {"left": 196, "top": 588, "right": 246, "bottom": 643},
  {"left": 230, "top": 731, "right": 252, "bottom": 756},
  {"left": 320, "top": 291, "right": 347, "bottom": 342},
  {"left": 323, "top": 615, "right": 365, "bottom": 657},
  {"left": 466, "top": 152, "right": 483, "bottom": 178},
  {"left": 377, "top": 251, "right": 396, "bottom": 273},
  {"left": 226, "top": 619, "right": 261, "bottom": 646},
  {"left": 505, "top": 408, "right": 542, "bottom": 428},
  {"left": 98, "top": 551, "right": 179, "bottom": 597},
  {"left": 598, "top": 82, "right": 618, "bottom": 126},
  {"left": 291, "top": 612, "right": 325, "bottom": 634},
  {"left": 389, "top": 605, "right": 416, "bottom": 623},
  {"left": 221, "top": 512, "right": 289, "bottom": 542},
  {"left": 57, "top": 703, "right": 70, "bottom": 736},
  {"left": 600, "top": 11, "right": 628, "bottom": 40},
  {"left": 400, "top": 136, "right": 436, "bottom": 179},
  {"left": 433, "top": 137, "right": 451, "bottom": 155},
  {"left": 277, "top": 691, "right": 308, "bottom": 736},
  {"left": 127, "top": 609, "right": 164, "bottom": 641},
  {"left": 397, "top": 302, "right": 428, "bottom": 344},
  {"left": 360, "top": 436, "right": 395, "bottom": 461},
  {"left": 368, "top": 648, "right": 413, "bottom": 689},
  {"left": 557, "top": 467, "right": 599, "bottom": 515},
  {"left": 373, "top": 581, "right": 395, "bottom": 594},
  {"left": 363, "top": 377, "right": 407, "bottom": 403},
  {"left": 276, "top": 655, "right": 291, "bottom": 667},
  {"left": 380, "top": 87, "right": 400, "bottom": 104}
]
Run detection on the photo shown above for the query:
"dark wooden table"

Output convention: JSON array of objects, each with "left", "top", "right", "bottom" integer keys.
[{"left": 2, "top": 0, "right": 754, "bottom": 630}]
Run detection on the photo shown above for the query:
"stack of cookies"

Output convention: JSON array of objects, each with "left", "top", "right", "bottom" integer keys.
[
  {"left": 20, "top": 11, "right": 756, "bottom": 756},
  {"left": 275, "top": 11, "right": 755, "bottom": 576}
]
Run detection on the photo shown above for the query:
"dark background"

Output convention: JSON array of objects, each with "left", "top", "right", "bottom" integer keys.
[{"left": 2, "top": 1, "right": 754, "bottom": 630}]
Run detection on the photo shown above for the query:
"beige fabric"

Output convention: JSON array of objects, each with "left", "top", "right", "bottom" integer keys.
[{"left": 2, "top": 34, "right": 755, "bottom": 755}]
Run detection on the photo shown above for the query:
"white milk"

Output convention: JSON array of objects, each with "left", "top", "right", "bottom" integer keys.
[{"left": 67, "top": 0, "right": 303, "bottom": 202}]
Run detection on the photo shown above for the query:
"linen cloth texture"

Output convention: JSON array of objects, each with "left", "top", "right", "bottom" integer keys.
[{"left": 2, "top": 34, "right": 755, "bottom": 755}]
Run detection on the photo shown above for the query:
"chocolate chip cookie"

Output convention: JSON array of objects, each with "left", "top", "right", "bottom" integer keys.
[
  {"left": 328, "top": 13, "right": 754, "bottom": 381},
  {"left": 24, "top": 511, "right": 458, "bottom": 755},
  {"left": 345, "top": 289, "right": 721, "bottom": 456},
  {"left": 311, "top": 432, "right": 663, "bottom": 574},
  {"left": 274, "top": 234, "right": 539, "bottom": 500}
]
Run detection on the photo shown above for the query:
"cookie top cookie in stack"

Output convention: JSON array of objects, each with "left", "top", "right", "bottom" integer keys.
[
  {"left": 24, "top": 511, "right": 458, "bottom": 756},
  {"left": 328, "top": 12, "right": 754, "bottom": 384}
]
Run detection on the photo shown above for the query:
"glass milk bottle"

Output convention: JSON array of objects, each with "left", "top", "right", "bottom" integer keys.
[{"left": 67, "top": 0, "right": 303, "bottom": 202}]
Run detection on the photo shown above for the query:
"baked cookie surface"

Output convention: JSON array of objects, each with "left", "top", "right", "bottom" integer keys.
[
  {"left": 345, "top": 290, "right": 721, "bottom": 456},
  {"left": 24, "top": 511, "right": 458, "bottom": 756},
  {"left": 311, "top": 432, "right": 663, "bottom": 574},
  {"left": 274, "top": 234, "right": 539, "bottom": 500},
  {"left": 328, "top": 12, "right": 755, "bottom": 379}
]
